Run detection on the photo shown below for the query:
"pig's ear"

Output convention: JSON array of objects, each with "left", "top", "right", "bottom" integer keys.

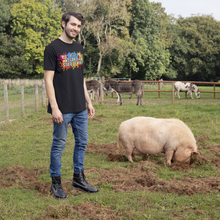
[{"left": 187, "top": 146, "right": 196, "bottom": 153}]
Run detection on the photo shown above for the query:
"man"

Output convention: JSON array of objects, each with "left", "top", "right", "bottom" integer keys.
[{"left": 44, "top": 11, "right": 98, "bottom": 199}]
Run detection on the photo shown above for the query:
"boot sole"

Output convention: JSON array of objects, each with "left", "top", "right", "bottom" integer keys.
[
  {"left": 50, "top": 189, "right": 67, "bottom": 199},
  {"left": 73, "top": 186, "right": 99, "bottom": 193}
]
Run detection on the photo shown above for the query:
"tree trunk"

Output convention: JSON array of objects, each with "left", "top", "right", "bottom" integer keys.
[{"left": 97, "top": 52, "right": 102, "bottom": 75}]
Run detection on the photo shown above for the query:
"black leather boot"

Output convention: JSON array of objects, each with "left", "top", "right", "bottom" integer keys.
[
  {"left": 72, "top": 171, "right": 99, "bottom": 193},
  {"left": 50, "top": 176, "right": 66, "bottom": 199}
]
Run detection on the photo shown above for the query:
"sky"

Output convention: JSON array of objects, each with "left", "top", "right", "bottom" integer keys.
[{"left": 151, "top": 0, "right": 220, "bottom": 21}]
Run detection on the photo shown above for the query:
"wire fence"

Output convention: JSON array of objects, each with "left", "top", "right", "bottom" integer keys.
[
  {"left": 141, "top": 80, "right": 220, "bottom": 99},
  {"left": 1, "top": 78, "right": 220, "bottom": 125},
  {"left": 0, "top": 79, "right": 47, "bottom": 126}
]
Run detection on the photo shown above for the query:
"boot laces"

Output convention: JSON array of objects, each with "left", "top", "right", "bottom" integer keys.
[
  {"left": 53, "top": 182, "right": 64, "bottom": 192},
  {"left": 82, "top": 173, "right": 89, "bottom": 184}
]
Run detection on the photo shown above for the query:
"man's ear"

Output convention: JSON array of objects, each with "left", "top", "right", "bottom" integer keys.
[{"left": 61, "top": 20, "right": 66, "bottom": 29}]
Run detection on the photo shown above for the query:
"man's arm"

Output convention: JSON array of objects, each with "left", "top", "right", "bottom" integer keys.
[
  {"left": 84, "top": 79, "right": 95, "bottom": 119},
  {"left": 44, "top": 70, "right": 63, "bottom": 124}
]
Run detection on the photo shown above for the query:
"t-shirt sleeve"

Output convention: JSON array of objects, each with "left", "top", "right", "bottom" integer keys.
[
  {"left": 44, "top": 45, "right": 56, "bottom": 71},
  {"left": 82, "top": 47, "right": 85, "bottom": 75}
]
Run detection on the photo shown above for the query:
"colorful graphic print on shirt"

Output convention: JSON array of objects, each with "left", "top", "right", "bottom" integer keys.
[{"left": 57, "top": 52, "right": 83, "bottom": 71}]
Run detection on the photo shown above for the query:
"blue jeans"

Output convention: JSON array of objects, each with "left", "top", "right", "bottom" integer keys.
[{"left": 50, "top": 110, "right": 89, "bottom": 177}]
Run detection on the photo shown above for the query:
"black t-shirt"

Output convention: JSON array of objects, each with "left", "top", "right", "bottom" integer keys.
[{"left": 44, "top": 38, "right": 86, "bottom": 114}]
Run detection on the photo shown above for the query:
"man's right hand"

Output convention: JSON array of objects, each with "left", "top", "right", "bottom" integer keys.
[{"left": 52, "top": 108, "right": 63, "bottom": 124}]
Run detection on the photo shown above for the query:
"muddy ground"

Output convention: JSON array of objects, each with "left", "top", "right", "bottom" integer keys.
[{"left": 0, "top": 136, "right": 220, "bottom": 219}]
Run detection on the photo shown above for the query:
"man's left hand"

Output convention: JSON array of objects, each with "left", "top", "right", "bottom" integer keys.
[{"left": 87, "top": 103, "right": 95, "bottom": 118}]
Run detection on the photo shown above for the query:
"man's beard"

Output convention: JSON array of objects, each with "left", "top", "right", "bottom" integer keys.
[{"left": 65, "top": 28, "right": 75, "bottom": 40}]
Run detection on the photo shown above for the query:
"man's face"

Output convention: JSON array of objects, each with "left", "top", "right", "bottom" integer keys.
[{"left": 63, "top": 16, "right": 82, "bottom": 39}]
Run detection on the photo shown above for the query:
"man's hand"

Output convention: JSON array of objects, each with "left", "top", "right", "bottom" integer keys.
[
  {"left": 87, "top": 102, "right": 95, "bottom": 118},
  {"left": 52, "top": 108, "right": 63, "bottom": 124}
]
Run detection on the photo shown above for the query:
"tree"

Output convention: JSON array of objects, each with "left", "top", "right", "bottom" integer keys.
[
  {"left": 10, "top": 0, "right": 62, "bottom": 76},
  {"left": 87, "top": 0, "right": 131, "bottom": 75},
  {"left": 151, "top": 2, "right": 179, "bottom": 79},
  {"left": 165, "top": 19, "right": 189, "bottom": 80},
  {"left": 129, "top": 0, "right": 170, "bottom": 80},
  {"left": 0, "top": 0, "right": 33, "bottom": 78},
  {"left": 0, "top": 36, "right": 33, "bottom": 78},
  {"left": 176, "top": 15, "right": 220, "bottom": 81},
  {"left": 0, "top": 0, "right": 10, "bottom": 35}
]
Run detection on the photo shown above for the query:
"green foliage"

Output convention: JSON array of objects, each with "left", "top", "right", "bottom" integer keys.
[
  {"left": 173, "top": 15, "right": 220, "bottom": 81},
  {"left": 151, "top": 2, "right": 180, "bottom": 79},
  {"left": 0, "top": 0, "right": 10, "bottom": 35},
  {"left": 165, "top": 19, "right": 190, "bottom": 80},
  {"left": 63, "top": 0, "right": 133, "bottom": 78},
  {"left": 0, "top": 0, "right": 220, "bottom": 80},
  {"left": 0, "top": 36, "right": 33, "bottom": 78},
  {"left": 10, "top": 0, "right": 62, "bottom": 76},
  {"left": 129, "top": 0, "right": 170, "bottom": 80}
]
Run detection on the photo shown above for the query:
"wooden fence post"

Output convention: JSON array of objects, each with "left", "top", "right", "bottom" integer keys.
[
  {"left": 20, "top": 83, "right": 24, "bottom": 117},
  {"left": 35, "top": 82, "right": 39, "bottom": 112},
  {"left": 172, "top": 82, "right": 174, "bottom": 104},
  {"left": 214, "top": 84, "right": 216, "bottom": 99},
  {"left": 158, "top": 81, "right": 160, "bottom": 98},
  {"left": 42, "top": 81, "right": 47, "bottom": 107},
  {"left": 142, "top": 83, "right": 145, "bottom": 98},
  {"left": 8, "top": 79, "right": 12, "bottom": 90},
  {"left": 100, "top": 77, "right": 104, "bottom": 104},
  {"left": 3, "top": 82, "right": 9, "bottom": 123}
]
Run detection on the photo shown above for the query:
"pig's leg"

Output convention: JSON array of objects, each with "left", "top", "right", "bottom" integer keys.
[
  {"left": 120, "top": 139, "right": 135, "bottom": 163},
  {"left": 132, "top": 154, "right": 137, "bottom": 162},
  {"left": 127, "top": 155, "right": 134, "bottom": 163},
  {"left": 125, "top": 147, "right": 135, "bottom": 163},
  {"left": 165, "top": 149, "right": 175, "bottom": 166},
  {"left": 132, "top": 147, "right": 145, "bottom": 162}
]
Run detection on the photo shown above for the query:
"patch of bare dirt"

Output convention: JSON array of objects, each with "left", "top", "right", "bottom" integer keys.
[
  {"left": 195, "top": 136, "right": 211, "bottom": 142},
  {"left": 210, "top": 146, "right": 220, "bottom": 157},
  {"left": 211, "top": 158, "right": 220, "bottom": 168},
  {"left": 0, "top": 166, "right": 51, "bottom": 194},
  {"left": 71, "top": 203, "right": 125, "bottom": 220},
  {"left": 87, "top": 143, "right": 165, "bottom": 166},
  {"left": 44, "top": 202, "right": 129, "bottom": 220},
  {"left": 88, "top": 139, "right": 220, "bottom": 170},
  {"left": 1, "top": 136, "right": 220, "bottom": 198},
  {"left": 1, "top": 160, "right": 220, "bottom": 199},
  {"left": 195, "top": 136, "right": 220, "bottom": 168},
  {"left": 195, "top": 136, "right": 211, "bottom": 149},
  {"left": 0, "top": 166, "right": 78, "bottom": 196},
  {"left": 171, "top": 151, "right": 208, "bottom": 171},
  {"left": 107, "top": 153, "right": 128, "bottom": 162},
  {"left": 85, "top": 140, "right": 220, "bottom": 195},
  {"left": 87, "top": 143, "right": 121, "bottom": 155},
  {"left": 88, "top": 162, "right": 220, "bottom": 195}
]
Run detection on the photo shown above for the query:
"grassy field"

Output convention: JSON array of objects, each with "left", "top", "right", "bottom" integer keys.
[{"left": 0, "top": 89, "right": 220, "bottom": 219}]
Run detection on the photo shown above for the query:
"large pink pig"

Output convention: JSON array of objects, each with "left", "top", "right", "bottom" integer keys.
[{"left": 117, "top": 117, "right": 198, "bottom": 166}]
